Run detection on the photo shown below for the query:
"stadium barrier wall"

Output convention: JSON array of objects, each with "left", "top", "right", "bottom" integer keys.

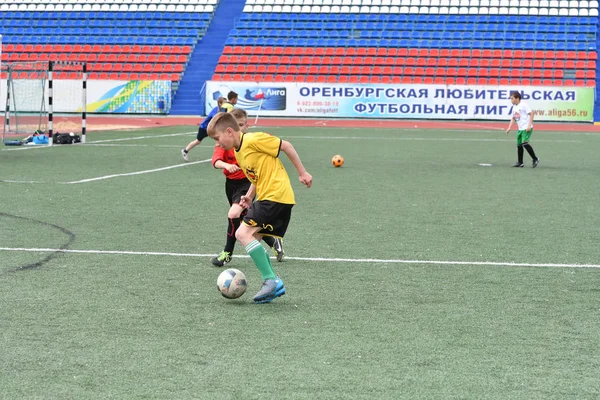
[
  {"left": 0, "top": 80, "right": 172, "bottom": 114},
  {"left": 206, "top": 81, "right": 595, "bottom": 122}
]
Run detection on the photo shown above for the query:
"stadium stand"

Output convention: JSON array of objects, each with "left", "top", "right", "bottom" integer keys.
[
  {"left": 1, "top": 0, "right": 598, "bottom": 114},
  {"left": 212, "top": 1, "right": 598, "bottom": 86},
  {"left": 0, "top": 2, "right": 217, "bottom": 81}
]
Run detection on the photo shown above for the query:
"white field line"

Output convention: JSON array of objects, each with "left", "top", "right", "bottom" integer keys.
[
  {"left": 1, "top": 130, "right": 583, "bottom": 152},
  {"left": 89, "top": 131, "right": 196, "bottom": 144},
  {"left": 1, "top": 145, "right": 54, "bottom": 151},
  {"left": 86, "top": 143, "right": 215, "bottom": 148},
  {"left": 280, "top": 135, "right": 582, "bottom": 143},
  {"left": 264, "top": 125, "right": 600, "bottom": 136},
  {"left": 1, "top": 132, "right": 196, "bottom": 151},
  {"left": 0, "top": 179, "right": 47, "bottom": 184},
  {"left": 82, "top": 135, "right": 581, "bottom": 145},
  {"left": 0, "top": 247, "right": 598, "bottom": 269},
  {"left": 63, "top": 159, "right": 211, "bottom": 184}
]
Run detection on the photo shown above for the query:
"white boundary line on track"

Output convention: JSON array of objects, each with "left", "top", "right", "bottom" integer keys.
[
  {"left": 1, "top": 247, "right": 598, "bottom": 269},
  {"left": 63, "top": 159, "right": 211, "bottom": 184}
]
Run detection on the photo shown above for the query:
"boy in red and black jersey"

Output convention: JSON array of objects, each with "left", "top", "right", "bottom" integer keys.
[{"left": 210, "top": 109, "right": 284, "bottom": 267}]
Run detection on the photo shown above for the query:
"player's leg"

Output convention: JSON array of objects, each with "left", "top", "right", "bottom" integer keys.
[
  {"left": 225, "top": 203, "right": 245, "bottom": 250},
  {"left": 513, "top": 131, "right": 525, "bottom": 167},
  {"left": 236, "top": 201, "right": 292, "bottom": 302},
  {"left": 236, "top": 222, "right": 276, "bottom": 278},
  {"left": 212, "top": 203, "right": 246, "bottom": 267},
  {"left": 522, "top": 141, "right": 539, "bottom": 167},
  {"left": 182, "top": 139, "right": 198, "bottom": 160},
  {"left": 212, "top": 179, "right": 247, "bottom": 267},
  {"left": 181, "top": 127, "right": 208, "bottom": 161},
  {"left": 239, "top": 222, "right": 286, "bottom": 304},
  {"left": 521, "top": 129, "right": 539, "bottom": 167},
  {"left": 262, "top": 236, "right": 285, "bottom": 262},
  {"left": 226, "top": 178, "right": 279, "bottom": 255}
]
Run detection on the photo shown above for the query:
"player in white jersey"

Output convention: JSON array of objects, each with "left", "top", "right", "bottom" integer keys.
[{"left": 506, "top": 91, "right": 540, "bottom": 168}]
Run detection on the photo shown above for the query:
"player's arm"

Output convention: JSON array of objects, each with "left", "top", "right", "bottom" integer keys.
[
  {"left": 505, "top": 118, "right": 514, "bottom": 135},
  {"left": 280, "top": 140, "right": 312, "bottom": 188},
  {"left": 239, "top": 184, "right": 256, "bottom": 209},
  {"left": 212, "top": 147, "right": 240, "bottom": 173},
  {"left": 527, "top": 111, "right": 534, "bottom": 132},
  {"left": 245, "top": 183, "right": 256, "bottom": 199},
  {"left": 214, "top": 160, "right": 241, "bottom": 173}
]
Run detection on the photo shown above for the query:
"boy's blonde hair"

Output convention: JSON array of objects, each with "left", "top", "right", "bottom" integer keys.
[
  {"left": 230, "top": 108, "right": 248, "bottom": 132},
  {"left": 217, "top": 97, "right": 226, "bottom": 107},
  {"left": 207, "top": 112, "right": 240, "bottom": 138},
  {"left": 230, "top": 108, "right": 248, "bottom": 122}
]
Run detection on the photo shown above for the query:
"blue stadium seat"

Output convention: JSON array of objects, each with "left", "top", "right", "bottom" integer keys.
[
  {"left": 565, "top": 42, "right": 577, "bottom": 50},
  {"left": 471, "top": 40, "right": 484, "bottom": 49},
  {"left": 542, "top": 42, "right": 556, "bottom": 50}
]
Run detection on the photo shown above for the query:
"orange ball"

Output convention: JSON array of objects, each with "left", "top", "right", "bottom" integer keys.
[{"left": 332, "top": 155, "right": 344, "bottom": 167}]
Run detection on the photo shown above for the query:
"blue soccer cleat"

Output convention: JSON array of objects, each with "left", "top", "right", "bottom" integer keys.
[{"left": 253, "top": 278, "right": 286, "bottom": 304}]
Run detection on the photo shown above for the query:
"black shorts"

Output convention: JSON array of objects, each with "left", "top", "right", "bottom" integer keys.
[
  {"left": 243, "top": 200, "right": 294, "bottom": 238},
  {"left": 197, "top": 127, "right": 208, "bottom": 141},
  {"left": 225, "top": 178, "right": 251, "bottom": 206}
]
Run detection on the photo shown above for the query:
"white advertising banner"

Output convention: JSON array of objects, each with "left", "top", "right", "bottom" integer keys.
[{"left": 206, "top": 81, "right": 594, "bottom": 122}]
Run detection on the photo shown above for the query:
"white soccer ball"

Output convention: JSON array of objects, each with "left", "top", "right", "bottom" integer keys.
[{"left": 217, "top": 268, "right": 247, "bottom": 299}]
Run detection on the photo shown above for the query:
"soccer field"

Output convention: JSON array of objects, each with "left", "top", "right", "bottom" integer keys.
[{"left": 1, "top": 125, "right": 599, "bottom": 399}]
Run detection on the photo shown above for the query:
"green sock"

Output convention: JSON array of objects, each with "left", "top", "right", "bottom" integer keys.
[{"left": 245, "top": 240, "right": 276, "bottom": 280}]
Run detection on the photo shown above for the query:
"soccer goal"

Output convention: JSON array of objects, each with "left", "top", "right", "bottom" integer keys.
[{"left": 2, "top": 59, "right": 87, "bottom": 146}]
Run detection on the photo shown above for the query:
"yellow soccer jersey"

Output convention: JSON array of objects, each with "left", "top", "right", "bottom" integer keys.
[
  {"left": 235, "top": 132, "right": 295, "bottom": 204},
  {"left": 221, "top": 102, "right": 235, "bottom": 112}
]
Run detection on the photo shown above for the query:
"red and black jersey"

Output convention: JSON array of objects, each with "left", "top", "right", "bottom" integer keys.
[{"left": 211, "top": 145, "right": 247, "bottom": 180}]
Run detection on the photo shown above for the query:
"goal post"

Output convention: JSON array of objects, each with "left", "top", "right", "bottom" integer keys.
[
  {"left": 2, "top": 60, "right": 87, "bottom": 146},
  {"left": 48, "top": 61, "right": 88, "bottom": 145}
]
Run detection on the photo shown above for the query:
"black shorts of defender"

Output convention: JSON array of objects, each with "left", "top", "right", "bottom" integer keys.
[
  {"left": 225, "top": 177, "right": 251, "bottom": 206},
  {"left": 243, "top": 200, "right": 293, "bottom": 238},
  {"left": 196, "top": 127, "right": 208, "bottom": 141}
]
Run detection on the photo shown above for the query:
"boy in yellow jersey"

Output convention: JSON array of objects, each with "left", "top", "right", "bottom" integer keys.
[
  {"left": 207, "top": 112, "right": 312, "bottom": 304},
  {"left": 210, "top": 108, "right": 285, "bottom": 267},
  {"left": 220, "top": 91, "right": 238, "bottom": 113}
]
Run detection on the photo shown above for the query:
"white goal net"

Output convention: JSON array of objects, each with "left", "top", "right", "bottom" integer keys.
[
  {"left": 2, "top": 59, "right": 86, "bottom": 145},
  {"left": 2, "top": 61, "right": 48, "bottom": 141}
]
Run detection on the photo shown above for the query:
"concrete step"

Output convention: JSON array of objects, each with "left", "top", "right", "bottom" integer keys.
[{"left": 170, "top": 0, "right": 247, "bottom": 115}]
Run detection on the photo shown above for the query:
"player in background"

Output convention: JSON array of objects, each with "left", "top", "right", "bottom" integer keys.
[
  {"left": 220, "top": 91, "right": 238, "bottom": 113},
  {"left": 181, "top": 97, "right": 226, "bottom": 162},
  {"left": 210, "top": 108, "right": 284, "bottom": 267},
  {"left": 207, "top": 112, "right": 312, "bottom": 304},
  {"left": 506, "top": 91, "right": 540, "bottom": 168}
]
